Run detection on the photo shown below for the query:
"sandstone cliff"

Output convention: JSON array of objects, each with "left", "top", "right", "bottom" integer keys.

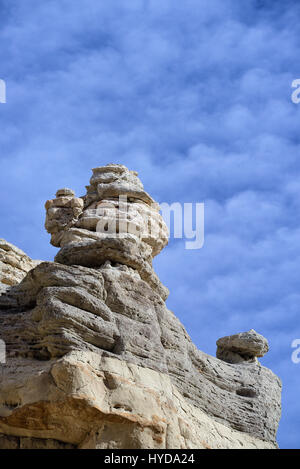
[{"left": 0, "top": 164, "right": 281, "bottom": 449}]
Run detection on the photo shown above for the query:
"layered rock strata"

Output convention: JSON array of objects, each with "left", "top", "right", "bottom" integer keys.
[
  {"left": 0, "top": 164, "right": 281, "bottom": 449},
  {"left": 216, "top": 329, "right": 269, "bottom": 364},
  {"left": 0, "top": 239, "right": 40, "bottom": 289}
]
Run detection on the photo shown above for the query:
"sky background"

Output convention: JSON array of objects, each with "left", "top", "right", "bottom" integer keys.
[{"left": 0, "top": 0, "right": 299, "bottom": 448}]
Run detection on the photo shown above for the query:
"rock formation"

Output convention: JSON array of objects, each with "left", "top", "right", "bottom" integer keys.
[
  {"left": 0, "top": 239, "right": 40, "bottom": 291},
  {"left": 216, "top": 329, "right": 269, "bottom": 364},
  {"left": 0, "top": 164, "right": 281, "bottom": 449}
]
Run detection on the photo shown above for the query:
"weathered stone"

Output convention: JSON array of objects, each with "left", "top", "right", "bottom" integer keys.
[
  {"left": 45, "top": 164, "right": 168, "bottom": 270},
  {"left": 0, "top": 434, "right": 75, "bottom": 449},
  {"left": 216, "top": 329, "right": 269, "bottom": 364},
  {"left": 56, "top": 188, "right": 75, "bottom": 198},
  {"left": 0, "top": 165, "right": 282, "bottom": 449},
  {"left": 0, "top": 239, "right": 40, "bottom": 287},
  {"left": 0, "top": 353, "right": 278, "bottom": 449}
]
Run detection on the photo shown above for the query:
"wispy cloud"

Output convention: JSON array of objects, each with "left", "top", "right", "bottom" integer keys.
[{"left": 0, "top": 0, "right": 300, "bottom": 447}]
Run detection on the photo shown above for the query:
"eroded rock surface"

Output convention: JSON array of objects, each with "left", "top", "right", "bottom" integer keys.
[
  {"left": 0, "top": 165, "right": 282, "bottom": 449},
  {"left": 216, "top": 329, "right": 269, "bottom": 364},
  {"left": 0, "top": 239, "right": 40, "bottom": 288}
]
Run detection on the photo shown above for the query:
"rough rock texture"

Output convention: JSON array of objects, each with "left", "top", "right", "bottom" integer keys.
[
  {"left": 45, "top": 164, "right": 169, "bottom": 300},
  {"left": 0, "top": 165, "right": 282, "bottom": 449},
  {"left": 0, "top": 353, "right": 277, "bottom": 449},
  {"left": 216, "top": 329, "right": 269, "bottom": 364},
  {"left": 0, "top": 239, "right": 40, "bottom": 288}
]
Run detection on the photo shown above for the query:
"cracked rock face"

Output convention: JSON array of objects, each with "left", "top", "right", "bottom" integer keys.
[
  {"left": 0, "top": 165, "right": 282, "bottom": 449},
  {"left": 45, "top": 164, "right": 169, "bottom": 300},
  {"left": 0, "top": 239, "right": 40, "bottom": 290},
  {"left": 216, "top": 329, "right": 269, "bottom": 364}
]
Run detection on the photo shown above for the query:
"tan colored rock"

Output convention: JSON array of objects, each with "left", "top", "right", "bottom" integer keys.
[
  {"left": 44, "top": 188, "right": 84, "bottom": 247},
  {"left": 0, "top": 164, "right": 282, "bottom": 449},
  {"left": 0, "top": 353, "right": 276, "bottom": 449},
  {"left": 217, "top": 329, "right": 269, "bottom": 364},
  {"left": 0, "top": 239, "right": 40, "bottom": 287},
  {"left": 45, "top": 165, "right": 169, "bottom": 296}
]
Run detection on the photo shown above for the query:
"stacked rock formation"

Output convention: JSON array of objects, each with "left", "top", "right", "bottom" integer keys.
[
  {"left": 45, "top": 164, "right": 169, "bottom": 299},
  {"left": 0, "top": 164, "right": 281, "bottom": 449}
]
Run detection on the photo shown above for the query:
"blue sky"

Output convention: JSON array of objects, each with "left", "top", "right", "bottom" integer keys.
[{"left": 0, "top": 0, "right": 300, "bottom": 448}]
